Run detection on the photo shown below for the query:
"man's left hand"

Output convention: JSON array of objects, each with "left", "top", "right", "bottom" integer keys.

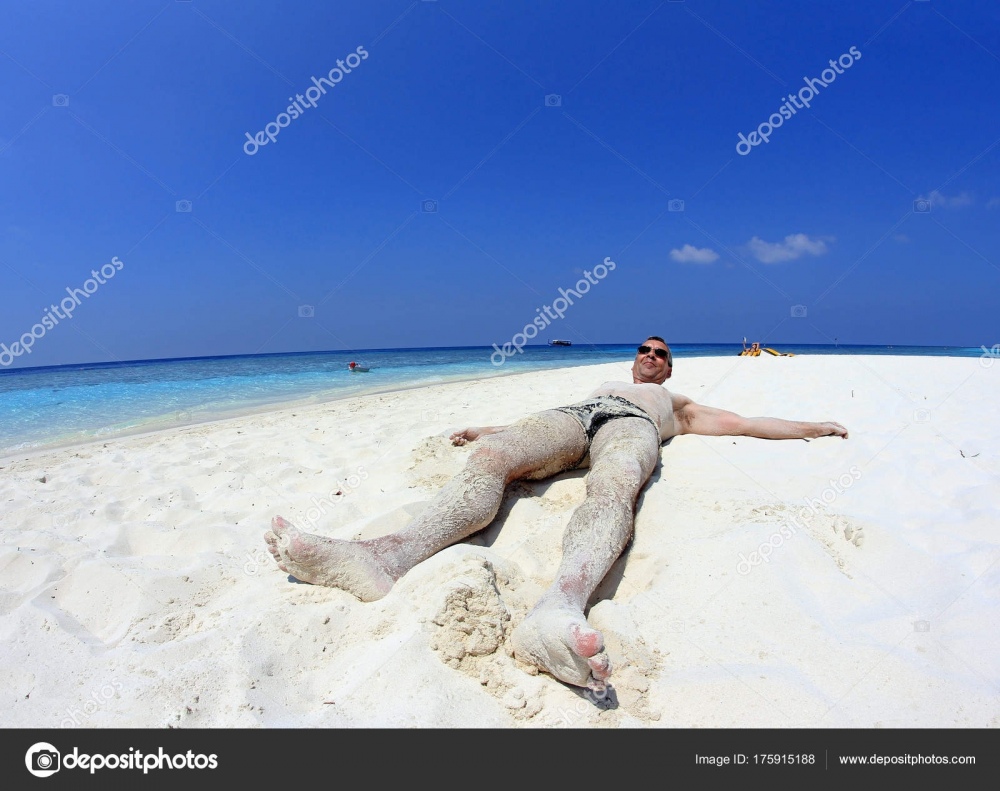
[{"left": 815, "top": 421, "right": 849, "bottom": 439}]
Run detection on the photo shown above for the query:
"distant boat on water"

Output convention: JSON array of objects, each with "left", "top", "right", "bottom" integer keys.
[{"left": 548, "top": 339, "right": 572, "bottom": 346}]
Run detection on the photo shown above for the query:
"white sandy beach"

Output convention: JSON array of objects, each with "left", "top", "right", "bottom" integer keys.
[{"left": 1, "top": 354, "right": 997, "bottom": 728}]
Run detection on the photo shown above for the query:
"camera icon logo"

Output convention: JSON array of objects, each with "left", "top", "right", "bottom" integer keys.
[
  {"left": 913, "top": 408, "right": 931, "bottom": 423},
  {"left": 668, "top": 199, "right": 685, "bottom": 212},
  {"left": 298, "top": 305, "right": 315, "bottom": 318},
  {"left": 790, "top": 304, "right": 807, "bottom": 318},
  {"left": 52, "top": 94, "right": 70, "bottom": 107},
  {"left": 913, "top": 199, "right": 931, "bottom": 213},
  {"left": 913, "top": 619, "right": 930, "bottom": 632},
  {"left": 544, "top": 94, "right": 562, "bottom": 107},
  {"left": 175, "top": 200, "right": 192, "bottom": 212},
  {"left": 52, "top": 510, "right": 82, "bottom": 529},
  {"left": 25, "top": 742, "right": 61, "bottom": 777},
  {"left": 421, "top": 199, "right": 438, "bottom": 213}
]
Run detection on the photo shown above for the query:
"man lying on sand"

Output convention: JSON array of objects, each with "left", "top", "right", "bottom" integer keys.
[{"left": 265, "top": 336, "right": 848, "bottom": 692}]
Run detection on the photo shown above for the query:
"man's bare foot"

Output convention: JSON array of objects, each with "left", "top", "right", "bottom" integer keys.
[
  {"left": 510, "top": 598, "right": 612, "bottom": 691},
  {"left": 264, "top": 516, "right": 395, "bottom": 602}
]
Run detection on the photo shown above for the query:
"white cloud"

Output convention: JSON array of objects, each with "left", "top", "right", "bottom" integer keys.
[
  {"left": 987, "top": 197, "right": 1000, "bottom": 209},
  {"left": 670, "top": 244, "right": 719, "bottom": 264},
  {"left": 919, "top": 189, "right": 973, "bottom": 209},
  {"left": 746, "top": 233, "right": 829, "bottom": 264}
]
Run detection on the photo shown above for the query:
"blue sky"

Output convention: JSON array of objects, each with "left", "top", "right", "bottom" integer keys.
[{"left": 1, "top": 0, "right": 998, "bottom": 369}]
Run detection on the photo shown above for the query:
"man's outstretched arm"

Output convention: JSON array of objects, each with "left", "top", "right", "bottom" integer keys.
[{"left": 674, "top": 398, "right": 848, "bottom": 440}]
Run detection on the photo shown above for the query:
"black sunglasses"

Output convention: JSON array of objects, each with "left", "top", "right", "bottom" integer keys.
[{"left": 637, "top": 345, "right": 670, "bottom": 361}]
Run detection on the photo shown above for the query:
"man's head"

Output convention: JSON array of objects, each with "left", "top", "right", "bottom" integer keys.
[{"left": 632, "top": 336, "right": 672, "bottom": 384}]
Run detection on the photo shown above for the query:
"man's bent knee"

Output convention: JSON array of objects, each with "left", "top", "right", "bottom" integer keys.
[{"left": 588, "top": 454, "right": 649, "bottom": 488}]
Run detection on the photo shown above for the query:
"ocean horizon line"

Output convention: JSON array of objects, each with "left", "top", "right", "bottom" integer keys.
[{"left": 0, "top": 341, "right": 987, "bottom": 376}]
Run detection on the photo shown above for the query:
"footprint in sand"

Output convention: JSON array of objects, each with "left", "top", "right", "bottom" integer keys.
[
  {"left": 830, "top": 515, "right": 865, "bottom": 547},
  {"left": 740, "top": 501, "right": 866, "bottom": 549},
  {"left": 796, "top": 512, "right": 868, "bottom": 577}
]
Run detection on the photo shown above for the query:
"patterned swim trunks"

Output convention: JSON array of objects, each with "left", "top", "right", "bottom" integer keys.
[{"left": 552, "top": 394, "right": 658, "bottom": 443}]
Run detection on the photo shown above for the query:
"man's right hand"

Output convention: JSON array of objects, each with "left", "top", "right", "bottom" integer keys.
[
  {"left": 450, "top": 426, "right": 504, "bottom": 446},
  {"left": 450, "top": 427, "right": 484, "bottom": 446}
]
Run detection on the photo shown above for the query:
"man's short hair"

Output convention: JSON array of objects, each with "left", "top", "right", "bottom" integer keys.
[{"left": 644, "top": 336, "right": 672, "bottom": 365}]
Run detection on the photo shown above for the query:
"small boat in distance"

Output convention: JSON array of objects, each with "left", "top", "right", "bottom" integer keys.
[
  {"left": 548, "top": 339, "right": 572, "bottom": 346},
  {"left": 348, "top": 361, "right": 371, "bottom": 373}
]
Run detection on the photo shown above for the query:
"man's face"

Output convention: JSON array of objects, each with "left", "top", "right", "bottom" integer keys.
[{"left": 631, "top": 339, "right": 672, "bottom": 384}]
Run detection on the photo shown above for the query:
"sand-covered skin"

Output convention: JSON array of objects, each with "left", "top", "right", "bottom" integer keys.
[{"left": 1, "top": 354, "right": 997, "bottom": 728}]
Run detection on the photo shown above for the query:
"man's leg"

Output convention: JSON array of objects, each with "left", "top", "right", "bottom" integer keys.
[
  {"left": 264, "top": 410, "right": 587, "bottom": 601},
  {"left": 510, "top": 416, "right": 659, "bottom": 690}
]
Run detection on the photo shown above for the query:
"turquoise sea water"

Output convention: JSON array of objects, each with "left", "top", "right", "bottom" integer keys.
[{"left": 0, "top": 343, "right": 989, "bottom": 459}]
